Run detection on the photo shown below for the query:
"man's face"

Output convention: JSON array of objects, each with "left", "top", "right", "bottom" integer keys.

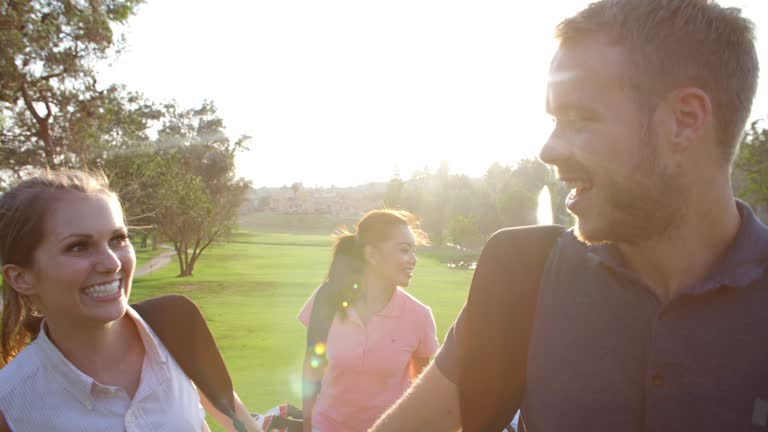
[{"left": 540, "top": 37, "right": 686, "bottom": 245}]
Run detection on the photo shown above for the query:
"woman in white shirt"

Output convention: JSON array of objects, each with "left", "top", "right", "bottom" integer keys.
[{"left": 0, "top": 170, "right": 261, "bottom": 432}]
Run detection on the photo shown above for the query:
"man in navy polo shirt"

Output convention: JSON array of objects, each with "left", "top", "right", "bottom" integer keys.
[{"left": 370, "top": 0, "right": 766, "bottom": 431}]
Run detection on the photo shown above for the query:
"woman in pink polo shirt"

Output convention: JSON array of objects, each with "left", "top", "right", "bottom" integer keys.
[{"left": 299, "top": 209, "right": 439, "bottom": 432}]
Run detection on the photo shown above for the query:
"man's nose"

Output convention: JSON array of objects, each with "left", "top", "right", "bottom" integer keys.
[{"left": 539, "top": 131, "right": 570, "bottom": 167}]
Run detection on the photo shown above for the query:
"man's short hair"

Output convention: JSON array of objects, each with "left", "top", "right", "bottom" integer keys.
[{"left": 555, "top": 0, "right": 759, "bottom": 164}]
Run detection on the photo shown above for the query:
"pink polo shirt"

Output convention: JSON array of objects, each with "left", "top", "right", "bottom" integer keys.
[{"left": 298, "top": 287, "right": 439, "bottom": 432}]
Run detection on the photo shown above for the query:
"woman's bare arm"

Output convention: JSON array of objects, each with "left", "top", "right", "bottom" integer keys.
[{"left": 409, "top": 356, "right": 430, "bottom": 380}]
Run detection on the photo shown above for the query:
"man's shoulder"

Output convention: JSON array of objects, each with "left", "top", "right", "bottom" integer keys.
[
  {"left": 486, "top": 224, "right": 569, "bottom": 244},
  {"left": 484, "top": 225, "right": 582, "bottom": 261}
]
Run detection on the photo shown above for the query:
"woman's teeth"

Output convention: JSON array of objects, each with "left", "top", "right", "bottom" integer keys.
[{"left": 83, "top": 280, "right": 120, "bottom": 297}]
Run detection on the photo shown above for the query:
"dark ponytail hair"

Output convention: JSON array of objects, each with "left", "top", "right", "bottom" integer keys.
[
  {"left": 324, "top": 233, "right": 364, "bottom": 320},
  {"left": 0, "top": 169, "right": 117, "bottom": 365}
]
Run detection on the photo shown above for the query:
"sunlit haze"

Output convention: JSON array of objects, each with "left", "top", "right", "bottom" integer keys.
[{"left": 98, "top": 0, "right": 768, "bottom": 187}]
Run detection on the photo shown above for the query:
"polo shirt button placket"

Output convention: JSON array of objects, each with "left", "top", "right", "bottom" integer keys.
[
  {"left": 126, "top": 410, "right": 136, "bottom": 430},
  {"left": 646, "top": 308, "right": 670, "bottom": 431}
]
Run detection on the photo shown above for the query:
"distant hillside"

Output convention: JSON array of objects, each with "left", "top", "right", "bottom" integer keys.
[
  {"left": 242, "top": 182, "right": 386, "bottom": 219},
  {"left": 238, "top": 212, "right": 357, "bottom": 235},
  {"left": 239, "top": 159, "right": 573, "bottom": 248}
]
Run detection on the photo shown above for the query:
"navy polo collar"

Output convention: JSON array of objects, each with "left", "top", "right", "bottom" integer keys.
[{"left": 587, "top": 200, "right": 768, "bottom": 294}]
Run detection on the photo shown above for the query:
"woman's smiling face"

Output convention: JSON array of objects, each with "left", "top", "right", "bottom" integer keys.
[
  {"left": 22, "top": 191, "right": 135, "bottom": 327},
  {"left": 367, "top": 224, "right": 417, "bottom": 288}
]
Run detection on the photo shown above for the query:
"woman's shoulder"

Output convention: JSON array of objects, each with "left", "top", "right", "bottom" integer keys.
[
  {"left": 397, "top": 288, "right": 433, "bottom": 316},
  {"left": 298, "top": 285, "right": 324, "bottom": 327},
  {"left": 0, "top": 342, "right": 44, "bottom": 400}
]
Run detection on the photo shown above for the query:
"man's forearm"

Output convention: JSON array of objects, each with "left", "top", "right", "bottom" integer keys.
[{"left": 370, "top": 362, "right": 461, "bottom": 432}]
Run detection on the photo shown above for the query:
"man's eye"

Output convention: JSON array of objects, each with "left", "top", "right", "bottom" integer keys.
[
  {"left": 556, "top": 115, "right": 589, "bottom": 131},
  {"left": 67, "top": 242, "right": 88, "bottom": 252}
]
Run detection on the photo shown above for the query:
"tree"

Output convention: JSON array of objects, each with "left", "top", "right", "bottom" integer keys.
[
  {"left": 509, "top": 158, "right": 551, "bottom": 192},
  {"left": 734, "top": 118, "right": 768, "bottom": 218},
  {"left": 496, "top": 182, "right": 537, "bottom": 227},
  {"left": 484, "top": 162, "right": 512, "bottom": 195},
  {"left": 104, "top": 150, "right": 165, "bottom": 248},
  {"left": 383, "top": 172, "right": 404, "bottom": 208},
  {"left": 476, "top": 159, "right": 549, "bottom": 235},
  {"left": 447, "top": 215, "right": 483, "bottom": 249},
  {"left": 151, "top": 101, "right": 250, "bottom": 277},
  {"left": 0, "top": 0, "right": 146, "bottom": 174}
]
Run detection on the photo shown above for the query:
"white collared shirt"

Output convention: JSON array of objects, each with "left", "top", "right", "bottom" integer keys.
[{"left": 0, "top": 306, "right": 209, "bottom": 431}]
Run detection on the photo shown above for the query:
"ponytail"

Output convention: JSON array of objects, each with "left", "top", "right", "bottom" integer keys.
[
  {"left": 320, "top": 233, "right": 365, "bottom": 320},
  {"left": 304, "top": 233, "right": 364, "bottom": 398},
  {"left": 1, "top": 288, "right": 42, "bottom": 366}
]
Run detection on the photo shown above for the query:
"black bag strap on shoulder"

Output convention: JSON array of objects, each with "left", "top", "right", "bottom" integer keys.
[
  {"left": 306, "top": 282, "right": 337, "bottom": 359},
  {"left": 133, "top": 295, "right": 247, "bottom": 432},
  {"left": 458, "top": 224, "right": 565, "bottom": 432},
  {"left": 304, "top": 282, "right": 338, "bottom": 395}
]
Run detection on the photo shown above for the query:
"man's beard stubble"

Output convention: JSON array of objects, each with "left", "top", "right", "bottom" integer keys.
[{"left": 573, "top": 128, "right": 688, "bottom": 246}]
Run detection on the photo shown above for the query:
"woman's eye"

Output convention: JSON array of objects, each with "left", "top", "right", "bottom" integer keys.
[{"left": 111, "top": 234, "right": 130, "bottom": 247}]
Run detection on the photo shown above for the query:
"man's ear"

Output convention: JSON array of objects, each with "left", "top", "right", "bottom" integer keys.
[
  {"left": 668, "top": 87, "right": 712, "bottom": 152},
  {"left": 2, "top": 264, "right": 37, "bottom": 296}
]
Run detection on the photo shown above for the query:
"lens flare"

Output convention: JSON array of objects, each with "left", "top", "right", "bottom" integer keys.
[{"left": 314, "top": 342, "right": 327, "bottom": 356}]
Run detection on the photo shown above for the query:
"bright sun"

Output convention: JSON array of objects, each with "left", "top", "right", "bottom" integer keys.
[{"left": 99, "top": 0, "right": 766, "bottom": 187}]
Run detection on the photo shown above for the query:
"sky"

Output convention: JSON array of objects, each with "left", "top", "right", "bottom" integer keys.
[{"left": 97, "top": 0, "right": 768, "bottom": 188}]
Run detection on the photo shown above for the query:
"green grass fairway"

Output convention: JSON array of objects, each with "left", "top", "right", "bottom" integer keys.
[
  {"left": 134, "top": 247, "right": 166, "bottom": 267},
  {"left": 131, "top": 232, "right": 472, "bottom": 431}
]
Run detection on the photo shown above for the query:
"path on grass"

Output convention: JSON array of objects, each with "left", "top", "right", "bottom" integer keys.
[{"left": 135, "top": 250, "right": 175, "bottom": 277}]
